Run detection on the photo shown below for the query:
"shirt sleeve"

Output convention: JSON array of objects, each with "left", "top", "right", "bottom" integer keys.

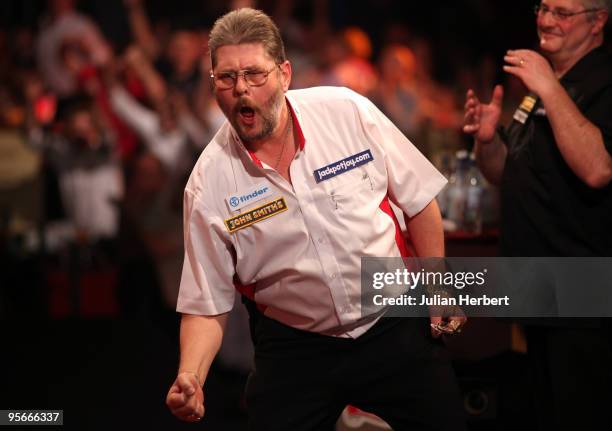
[
  {"left": 109, "top": 86, "right": 159, "bottom": 139},
  {"left": 354, "top": 92, "right": 447, "bottom": 217},
  {"left": 177, "top": 188, "right": 236, "bottom": 315},
  {"left": 110, "top": 86, "right": 187, "bottom": 168},
  {"left": 585, "top": 85, "right": 612, "bottom": 157}
]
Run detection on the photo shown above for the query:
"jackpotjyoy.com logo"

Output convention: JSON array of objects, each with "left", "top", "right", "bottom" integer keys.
[{"left": 313, "top": 149, "right": 373, "bottom": 183}]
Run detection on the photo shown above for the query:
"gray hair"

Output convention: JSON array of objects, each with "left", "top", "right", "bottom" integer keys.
[
  {"left": 208, "top": 8, "right": 286, "bottom": 68},
  {"left": 582, "top": 0, "right": 611, "bottom": 12}
]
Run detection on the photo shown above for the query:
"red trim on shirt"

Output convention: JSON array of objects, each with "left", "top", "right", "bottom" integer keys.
[
  {"left": 233, "top": 276, "right": 267, "bottom": 313},
  {"left": 287, "top": 101, "right": 306, "bottom": 150},
  {"left": 247, "top": 150, "right": 264, "bottom": 168},
  {"left": 379, "top": 196, "right": 411, "bottom": 258}
]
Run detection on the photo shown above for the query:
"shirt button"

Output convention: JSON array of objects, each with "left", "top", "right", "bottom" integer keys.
[
  {"left": 331, "top": 273, "right": 337, "bottom": 279},
  {"left": 342, "top": 306, "right": 351, "bottom": 314}
]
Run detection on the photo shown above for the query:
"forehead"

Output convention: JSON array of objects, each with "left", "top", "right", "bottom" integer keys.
[
  {"left": 214, "top": 43, "right": 274, "bottom": 70},
  {"left": 542, "top": 0, "right": 585, "bottom": 9}
]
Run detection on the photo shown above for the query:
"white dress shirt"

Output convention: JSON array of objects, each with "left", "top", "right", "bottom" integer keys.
[{"left": 177, "top": 86, "right": 446, "bottom": 338}]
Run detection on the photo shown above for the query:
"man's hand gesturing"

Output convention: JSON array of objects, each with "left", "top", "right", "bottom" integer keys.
[{"left": 463, "top": 85, "right": 504, "bottom": 144}]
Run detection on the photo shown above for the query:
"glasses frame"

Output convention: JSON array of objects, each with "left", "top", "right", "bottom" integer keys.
[
  {"left": 534, "top": 3, "right": 601, "bottom": 21},
  {"left": 210, "top": 64, "right": 281, "bottom": 90}
]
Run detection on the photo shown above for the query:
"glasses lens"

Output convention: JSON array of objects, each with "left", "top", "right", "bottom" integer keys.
[
  {"left": 216, "top": 74, "right": 235, "bottom": 89},
  {"left": 213, "top": 67, "right": 276, "bottom": 89},
  {"left": 245, "top": 71, "right": 268, "bottom": 86}
]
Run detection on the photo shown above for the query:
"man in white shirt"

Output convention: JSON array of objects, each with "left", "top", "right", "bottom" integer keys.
[{"left": 166, "top": 8, "right": 466, "bottom": 431}]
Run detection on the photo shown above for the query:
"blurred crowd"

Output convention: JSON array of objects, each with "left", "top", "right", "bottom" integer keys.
[{"left": 0, "top": 0, "right": 537, "bottom": 325}]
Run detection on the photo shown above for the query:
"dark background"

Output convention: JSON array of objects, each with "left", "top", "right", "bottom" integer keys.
[{"left": 2, "top": 1, "right": 605, "bottom": 430}]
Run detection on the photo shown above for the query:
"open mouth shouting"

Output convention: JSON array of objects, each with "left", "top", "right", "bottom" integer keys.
[{"left": 237, "top": 104, "right": 257, "bottom": 126}]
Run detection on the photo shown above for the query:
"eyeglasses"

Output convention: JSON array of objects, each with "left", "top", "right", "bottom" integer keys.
[
  {"left": 210, "top": 65, "right": 280, "bottom": 90},
  {"left": 534, "top": 3, "right": 601, "bottom": 21}
]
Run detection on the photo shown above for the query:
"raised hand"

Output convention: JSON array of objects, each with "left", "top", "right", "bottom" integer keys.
[
  {"left": 463, "top": 85, "right": 504, "bottom": 144},
  {"left": 503, "top": 49, "right": 558, "bottom": 98}
]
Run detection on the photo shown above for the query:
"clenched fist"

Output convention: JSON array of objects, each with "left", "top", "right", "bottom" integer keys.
[{"left": 166, "top": 372, "right": 205, "bottom": 422}]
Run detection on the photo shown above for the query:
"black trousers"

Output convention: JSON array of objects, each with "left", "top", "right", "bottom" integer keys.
[
  {"left": 525, "top": 324, "right": 612, "bottom": 431},
  {"left": 245, "top": 313, "right": 466, "bottom": 431}
]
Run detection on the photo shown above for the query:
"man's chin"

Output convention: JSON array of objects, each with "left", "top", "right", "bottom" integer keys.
[
  {"left": 236, "top": 126, "right": 265, "bottom": 144},
  {"left": 231, "top": 119, "right": 255, "bottom": 139},
  {"left": 234, "top": 119, "right": 277, "bottom": 144}
]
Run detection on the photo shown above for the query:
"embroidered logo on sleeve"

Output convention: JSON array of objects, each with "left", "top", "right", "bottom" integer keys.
[
  {"left": 513, "top": 94, "right": 537, "bottom": 124},
  {"left": 226, "top": 182, "right": 274, "bottom": 212},
  {"left": 313, "top": 149, "right": 374, "bottom": 183},
  {"left": 224, "top": 197, "right": 288, "bottom": 233}
]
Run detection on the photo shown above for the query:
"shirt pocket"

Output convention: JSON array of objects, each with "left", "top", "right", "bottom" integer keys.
[{"left": 326, "top": 167, "right": 376, "bottom": 212}]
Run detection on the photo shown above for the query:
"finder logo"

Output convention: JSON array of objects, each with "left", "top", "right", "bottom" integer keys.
[{"left": 226, "top": 183, "right": 274, "bottom": 211}]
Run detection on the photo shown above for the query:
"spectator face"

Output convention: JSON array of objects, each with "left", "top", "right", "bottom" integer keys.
[
  {"left": 157, "top": 101, "right": 177, "bottom": 133},
  {"left": 167, "top": 31, "right": 201, "bottom": 77},
  {"left": 60, "top": 40, "right": 88, "bottom": 75},
  {"left": 67, "top": 109, "right": 99, "bottom": 148},
  {"left": 22, "top": 72, "right": 45, "bottom": 102},
  {"left": 131, "top": 153, "right": 166, "bottom": 199},
  {"left": 212, "top": 43, "right": 290, "bottom": 143},
  {"left": 0, "top": 102, "right": 25, "bottom": 128},
  {"left": 536, "top": 0, "right": 607, "bottom": 60},
  {"left": 380, "top": 46, "right": 415, "bottom": 84}
]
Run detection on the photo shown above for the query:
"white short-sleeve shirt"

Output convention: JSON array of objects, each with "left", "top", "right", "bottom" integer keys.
[{"left": 177, "top": 87, "right": 446, "bottom": 338}]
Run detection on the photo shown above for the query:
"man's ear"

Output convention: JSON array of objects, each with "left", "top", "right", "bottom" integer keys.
[
  {"left": 591, "top": 10, "right": 608, "bottom": 35},
  {"left": 279, "top": 60, "right": 292, "bottom": 92}
]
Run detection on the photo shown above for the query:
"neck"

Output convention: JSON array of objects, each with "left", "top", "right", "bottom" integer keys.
[{"left": 269, "top": 103, "right": 292, "bottom": 148}]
